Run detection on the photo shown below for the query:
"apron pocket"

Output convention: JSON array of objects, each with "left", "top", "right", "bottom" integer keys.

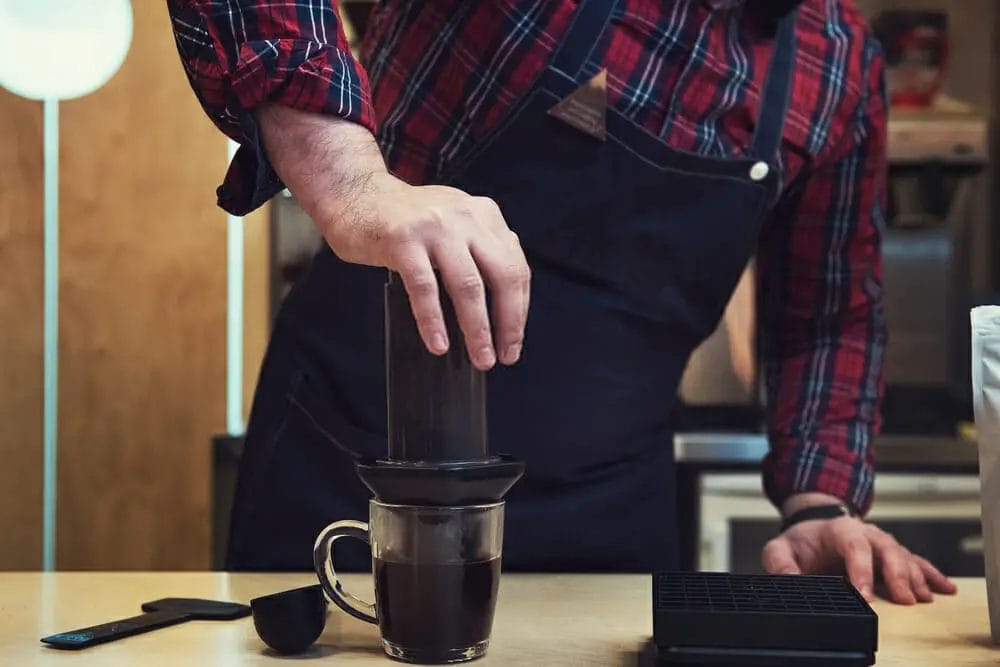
[
  {"left": 447, "top": 91, "right": 626, "bottom": 293},
  {"left": 233, "top": 371, "right": 382, "bottom": 571}
]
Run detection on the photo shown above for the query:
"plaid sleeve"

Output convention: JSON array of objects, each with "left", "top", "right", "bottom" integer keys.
[
  {"left": 758, "top": 35, "right": 888, "bottom": 516},
  {"left": 168, "top": 0, "right": 375, "bottom": 215}
]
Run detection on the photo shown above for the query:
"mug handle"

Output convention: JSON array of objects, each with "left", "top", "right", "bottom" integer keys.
[{"left": 312, "top": 520, "right": 377, "bottom": 624}]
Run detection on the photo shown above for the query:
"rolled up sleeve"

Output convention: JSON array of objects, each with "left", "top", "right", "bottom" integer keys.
[
  {"left": 168, "top": 0, "right": 375, "bottom": 214},
  {"left": 757, "top": 35, "right": 888, "bottom": 516}
]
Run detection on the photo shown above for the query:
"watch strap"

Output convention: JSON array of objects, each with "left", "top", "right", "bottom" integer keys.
[{"left": 780, "top": 503, "right": 853, "bottom": 533}]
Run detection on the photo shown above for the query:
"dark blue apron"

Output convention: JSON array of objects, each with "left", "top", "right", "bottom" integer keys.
[{"left": 226, "top": 1, "right": 797, "bottom": 573}]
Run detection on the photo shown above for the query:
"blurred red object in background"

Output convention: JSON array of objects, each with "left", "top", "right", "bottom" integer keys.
[{"left": 872, "top": 10, "right": 949, "bottom": 109}]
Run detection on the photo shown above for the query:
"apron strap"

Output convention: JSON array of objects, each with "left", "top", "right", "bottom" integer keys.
[
  {"left": 552, "top": 2, "right": 796, "bottom": 164},
  {"left": 750, "top": 8, "right": 799, "bottom": 162},
  {"left": 550, "top": 0, "right": 617, "bottom": 79}
]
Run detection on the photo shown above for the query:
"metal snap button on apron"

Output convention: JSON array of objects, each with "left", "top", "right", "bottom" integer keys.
[{"left": 749, "top": 161, "right": 770, "bottom": 181}]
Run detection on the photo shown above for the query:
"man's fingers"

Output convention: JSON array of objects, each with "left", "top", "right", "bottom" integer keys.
[
  {"left": 761, "top": 537, "right": 801, "bottom": 575},
  {"left": 870, "top": 531, "right": 916, "bottom": 605},
  {"left": 471, "top": 232, "right": 530, "bottom": 366},
  {"left": 834, "top": 529, "right": 875, "bottom": 601},
  {"left": 396, "top": 251, "right": 448, "bottom": 355},
  {"left": 915, "top": 554, "right": 957, "bottom": 595},
  {"left": 909, "top": 559, "right": 933, "bottom": 603},
  {"left": 433, "top": 245, "right": 496, "bottom": 370},
  {"left": 514, "top": 233, "right": 531, "bottom": 356}
]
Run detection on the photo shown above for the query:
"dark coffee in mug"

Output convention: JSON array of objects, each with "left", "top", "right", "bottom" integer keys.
[
  {"left": 374, "top": 556, "right": 501, "bottom": 653},
  {"left": 315, "top": 502, "right": 506, "bottom": 662}
]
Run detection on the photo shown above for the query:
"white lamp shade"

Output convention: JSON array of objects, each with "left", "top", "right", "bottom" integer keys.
[{"left": 0, "top": 0, "right": 133, "bottom": 101}]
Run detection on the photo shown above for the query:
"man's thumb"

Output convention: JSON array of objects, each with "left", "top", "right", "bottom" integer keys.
[{"left": 762, "top": 538, "right": 802, "bottom": 575}]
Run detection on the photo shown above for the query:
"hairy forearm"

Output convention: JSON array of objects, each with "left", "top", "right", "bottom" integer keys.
[{"left": 256, "top": 104, "right": 387, "bottom": 248}]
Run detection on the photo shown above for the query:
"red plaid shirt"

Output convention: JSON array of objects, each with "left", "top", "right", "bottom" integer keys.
[{"left": 169, "top": 0, "right": 887, "bottom": 514}]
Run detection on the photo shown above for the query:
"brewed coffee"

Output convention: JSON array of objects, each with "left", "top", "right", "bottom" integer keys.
[{"left": 374, "top": 556, "right": 500, "bottom": 655}]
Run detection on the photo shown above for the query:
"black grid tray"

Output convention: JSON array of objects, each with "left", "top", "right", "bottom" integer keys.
[{"left": 653, "top": 572, "right": 877, "bottom": 666}]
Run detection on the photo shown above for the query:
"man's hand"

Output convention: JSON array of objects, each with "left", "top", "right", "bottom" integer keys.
[
  {"left": 258, "top": 105, "right": 530, "bottom": 370},
  {"left": 762, "top": 509, "right": 957, "bottom": 604}
]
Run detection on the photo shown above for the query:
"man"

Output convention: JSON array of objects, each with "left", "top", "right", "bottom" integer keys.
[{"left": 169, "top": 0, "right": 955, "bottom": 604}]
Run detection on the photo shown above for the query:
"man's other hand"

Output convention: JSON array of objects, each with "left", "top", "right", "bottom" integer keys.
[{"left": 762, "top": 516, "right": 957, "bottom": 604}]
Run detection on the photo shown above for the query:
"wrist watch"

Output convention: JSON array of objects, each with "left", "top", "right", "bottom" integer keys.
[{"left": 779, "top": 503, "right": 855, "bottom": 533}]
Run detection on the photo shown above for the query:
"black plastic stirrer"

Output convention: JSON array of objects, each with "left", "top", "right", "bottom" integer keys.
[{"left": 41, "top": 598, "right": 250, "bottom": 650}]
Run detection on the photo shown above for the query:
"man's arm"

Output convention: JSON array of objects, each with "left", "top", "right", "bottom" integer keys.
[
  {"left": 167, "top": 1, "right": 529, "bottom": 367},
  {"left": 756, "top": 33, "right": 953, "bottom": 603},
  {"left": 757, "top": 33, "right": 886, "bottom": 526},
  {"left": 257, "top": 106, "right": 530, "bottom": 369},
  {"left": 167, "top": 0, "right": 376, "bottom": 215}
]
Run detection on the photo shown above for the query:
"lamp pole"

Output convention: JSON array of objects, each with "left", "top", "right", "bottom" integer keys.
[
  {"left": 42, "top": 97, "right": 59, "bottom": 572},
  {"left": 226, "top": 139, "right": 245, "bottom": 436}
]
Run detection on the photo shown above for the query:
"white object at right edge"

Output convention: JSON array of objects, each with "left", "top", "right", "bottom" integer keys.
[{"left": 972, "top": 305, "right": 1000, "bottom": 643}]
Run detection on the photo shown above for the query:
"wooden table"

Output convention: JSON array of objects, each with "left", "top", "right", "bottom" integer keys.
[{"left": 2, "top": 573, "right": 997, "bottom": 665}]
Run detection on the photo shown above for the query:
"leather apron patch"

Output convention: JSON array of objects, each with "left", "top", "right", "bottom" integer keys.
[{"left": 547, "top": 68, "right": 607, "bottom": 141}]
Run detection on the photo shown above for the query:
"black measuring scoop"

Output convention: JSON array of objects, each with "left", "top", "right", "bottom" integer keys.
[
  {"left": 250, "top": 584, "right": 329, "bottom": 654},
  {"left": 41, "top": 598, "right": 251, "bottom": 650}
]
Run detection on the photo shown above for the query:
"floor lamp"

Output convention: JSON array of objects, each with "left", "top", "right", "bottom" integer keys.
[{"left": 0, "top": 0, "right": 133, "bottom": 571}]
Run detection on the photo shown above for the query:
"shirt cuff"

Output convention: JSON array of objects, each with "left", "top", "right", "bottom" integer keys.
[
  {"left": 219, "top": 39, "right": 376, "bottom": 216},
  {"left": 762, "top": 444, "right": 875, "bottom": 516}
]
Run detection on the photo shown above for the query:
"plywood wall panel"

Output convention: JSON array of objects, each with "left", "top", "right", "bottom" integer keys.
[
  {"left": 0, "top": 90, "right": 43, "bottom": 570},
  {"left": 55, "top": 2, "right": 227, "bottom": 569}
]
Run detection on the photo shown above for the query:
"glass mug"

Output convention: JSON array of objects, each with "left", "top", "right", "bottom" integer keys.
[{"left": 313, "top": 501, "right": 505, "bottom": 663}]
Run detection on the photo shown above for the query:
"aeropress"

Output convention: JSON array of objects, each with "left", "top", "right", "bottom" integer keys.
[{"left": 251, "top": 271, "right": 524, "bottom": 662}]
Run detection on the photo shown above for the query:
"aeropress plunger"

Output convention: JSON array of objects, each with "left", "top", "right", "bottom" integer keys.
[{"left": 355, "top": 271, "right": 525, "bottom": 505}]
